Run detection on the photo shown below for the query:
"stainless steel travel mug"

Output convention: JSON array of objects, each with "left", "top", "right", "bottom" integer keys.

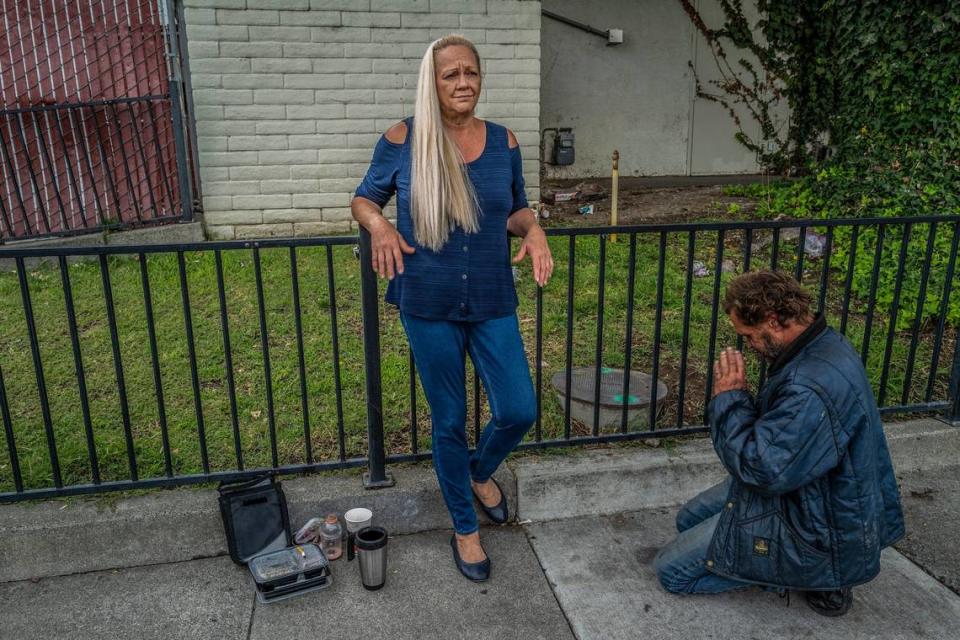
[{"left": 356, "top": 526, "right": 388, "bottom": 591}]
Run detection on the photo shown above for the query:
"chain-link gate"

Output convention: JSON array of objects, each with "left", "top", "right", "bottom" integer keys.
[{"left": 0, "top": 0, "right": 197, "bottom": 242}]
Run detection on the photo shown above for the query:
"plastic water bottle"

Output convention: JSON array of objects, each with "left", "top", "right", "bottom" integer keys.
[{"left": 319, "top": 514, "right": 343, "bottom": 560}]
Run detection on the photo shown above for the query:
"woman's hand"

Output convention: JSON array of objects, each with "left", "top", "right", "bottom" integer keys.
[
  {"left": 369, "top": 216, "right": 415, "bottom": 279},
  {"left": 512, "top": 224, "right": 553, "bottom": 287}
]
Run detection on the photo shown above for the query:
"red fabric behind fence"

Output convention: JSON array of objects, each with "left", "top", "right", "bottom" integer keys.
[{"left": 0, "top": 1, "right": 180, "bottom": 238}]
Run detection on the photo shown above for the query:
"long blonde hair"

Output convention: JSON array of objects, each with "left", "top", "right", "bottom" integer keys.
[{"left": 410, "top": 35, "right": 481, "bottom": 251}]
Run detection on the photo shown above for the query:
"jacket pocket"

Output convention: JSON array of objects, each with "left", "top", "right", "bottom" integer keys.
[
  {"left": 778, "top": 514, "right": 830, "bottom": 560},
  {"left": 733, "top": 511, "right": 833, "bottom": 589}
]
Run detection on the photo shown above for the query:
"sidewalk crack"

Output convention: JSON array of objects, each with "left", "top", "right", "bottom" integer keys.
[
  {"left": 521, "top": 524, "right": 581, "bottom": 640},
  {"left": 245, "top": 592, "right": 257, "bottom": 640}
]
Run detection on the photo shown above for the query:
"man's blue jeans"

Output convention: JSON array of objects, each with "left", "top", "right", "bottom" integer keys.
[
  {"left": 654, "top": 477, "right": 752, "bottom": 594},
  {"left": 400, "top": 312, "right": 536, "bottom": 535}
]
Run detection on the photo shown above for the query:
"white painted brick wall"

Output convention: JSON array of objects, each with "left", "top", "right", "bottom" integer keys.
[{"left": 184, "top": 0, "right": 541, "bottom": 238}]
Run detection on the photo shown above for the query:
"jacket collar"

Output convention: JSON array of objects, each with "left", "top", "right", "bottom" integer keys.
[{"left": 768, "top": 313, "right": 827, "bottom": 375}]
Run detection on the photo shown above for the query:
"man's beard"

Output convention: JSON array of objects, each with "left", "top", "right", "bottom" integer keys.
[{"left": 756, "top": 332, "right": 784, "bottom": 363}]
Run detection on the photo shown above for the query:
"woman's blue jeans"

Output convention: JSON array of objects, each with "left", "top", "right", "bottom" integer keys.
[
  {"left": 400, "top": 312, "right": 536, "bottom": 535},
  {"left": 653, "top": 477, "right": 752, "bottom": 594}
]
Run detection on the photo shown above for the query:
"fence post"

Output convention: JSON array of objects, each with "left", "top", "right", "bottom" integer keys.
[
  {"left": 162, "top": 0, "right": 196, "bottom": 222},
  {"left": 358, "top": 228, "right": 396, "bottom": 488},
  {"left": 174, "top": 0, "right": 203, "bottom": 213},
  {"left": 949, "top": 327, "right": 960, "bottom": 426}
]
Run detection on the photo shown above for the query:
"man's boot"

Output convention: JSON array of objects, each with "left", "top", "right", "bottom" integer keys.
[{"left": 805, "top": 588, "right": 853, "bottom": 617}]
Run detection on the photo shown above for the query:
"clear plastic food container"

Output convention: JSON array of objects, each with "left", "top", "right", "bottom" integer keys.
[{"left": 248, "top": 543, "right": 332, "bottom": 604}]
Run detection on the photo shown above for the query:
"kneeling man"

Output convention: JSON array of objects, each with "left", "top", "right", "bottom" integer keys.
[{"left": 654, "top": 270, "right": 904, "bottom": 617}]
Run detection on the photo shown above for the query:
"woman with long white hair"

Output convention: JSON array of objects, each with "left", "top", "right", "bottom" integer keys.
[{"left": 351, "top": 34, "right": 552, "bottom": 582}]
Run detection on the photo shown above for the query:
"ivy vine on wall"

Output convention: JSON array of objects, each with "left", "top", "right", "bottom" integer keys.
[{"left": 681, "top": 0, "right": 960, "bottom": 326}]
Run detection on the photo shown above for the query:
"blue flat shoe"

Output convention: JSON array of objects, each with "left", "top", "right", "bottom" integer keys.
[
  {"left": 450, "top": 535, "right": 490, "bottom": 582},
  {"left": 472, "top": 477, "right": 509, "bottom": 524}
]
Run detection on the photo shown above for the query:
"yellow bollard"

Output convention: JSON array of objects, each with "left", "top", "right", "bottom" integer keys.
[{"left": 610, "top": 150, "right": 619, "bottom": 243}]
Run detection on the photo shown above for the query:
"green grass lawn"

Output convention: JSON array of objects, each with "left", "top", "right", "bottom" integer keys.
[{"left": 0, "top": 221, "right": 955, "bottom": 493}]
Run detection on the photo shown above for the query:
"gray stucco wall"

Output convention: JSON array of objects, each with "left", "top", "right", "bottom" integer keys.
[
  {"left": 183, "top": 0, "right": 541, "bottom": 240},
  {"left": 540, "top": 0, "right": 765, "bottom": 179}
]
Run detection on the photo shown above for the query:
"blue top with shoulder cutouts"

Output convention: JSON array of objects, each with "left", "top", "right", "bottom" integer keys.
[{"left": 354, "top": 118, "right": 529, "bottom": 321}]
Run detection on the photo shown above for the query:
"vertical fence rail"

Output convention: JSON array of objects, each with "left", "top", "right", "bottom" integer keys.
[
  {"left": 877, "top": 225, "right": 912, "bottom": 406},
  {"left": 816, "top": 228, "right": 834, "bottom": 315},
  {"left": 357, "top": 229, "right": 394, "bottom": 488},
  {"left": 937, "top": 223, "right": 960, "bottom": 420},
  {"left": 703, "top": 229, "right": 725, "bottom": 413},
  {"left": 325, "top": 245, "right": 347, "bottom": 463},
  {"left": 162, "top": 0, "right": 195, "bottom": 221},
  {"left": 289, "top": 247, "right": 313, "bottom": 465},
  {"left": 139, "top": 252, "right": 173, "bottom": 478},
  {"left": 0, "top": 364, "right": 23, "bottom": 493},
  {"left": 16, "top": 257, "right": 62, "bottom": 487},
  {"left": 676, "top": 232, "right": 695, "bottom": 427},
  {"left": 177, "top": 251, "right": 207, "bottom": 473},
  {"left": 619, "top": 233, "right": 637, "bottom": 433},
  {"left": 60, "top": 255, "right": 100, "bottom": 483},
  {"left": 902, "top": 224, "right": 938, "bottom": 405},
  {"left": 563, "top": 235, "right": 576, "bottom": 440},
  {"left": 649, "top": 231, "right": 667, "bottom": 430},
  {"left": 99, "top": 254, "right": 137, "bottom": 481},
  {"left": 950, "top": 329, "right": 960, "bottom": 425},
  {"left": 253, "top": 247, "right": 278, "bottom": 469},
  {"left": 535, "top": 282, "right": 543, "bottom": 441},
  {"left": 592, "top": 236, "right": 607, "bottom": 435},
  {"left": 214, "top": 249, "right": 243, "bottom": 471},
  {"left": 860, "top": 225, "right": 886, "bottom": 364}
]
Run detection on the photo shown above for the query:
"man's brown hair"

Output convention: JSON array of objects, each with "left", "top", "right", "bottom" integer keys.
[{"left": 723, "top": 270, "right": 813, "bottom": 327}]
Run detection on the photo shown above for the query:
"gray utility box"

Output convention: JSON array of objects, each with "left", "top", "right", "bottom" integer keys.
[{"left": 552, "top": 128, "right": 575, "bottom": 165}]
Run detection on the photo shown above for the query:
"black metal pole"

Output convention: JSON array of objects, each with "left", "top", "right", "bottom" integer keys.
[
  {"left": 563, "top": 235, "right": 576, "bottom": 440},
  {"left": 926, "top": 222, "right": 960, "bottom": 402},
  {"left": 163, "top": 0, "right": 195, "bottom": 221},
  {"left": 17, "top": 257, "right": 61, "bottom": 487},
  {"left": 535, "top": 278, "right": 543, "bottom": 441},
  {"left": 649, "top": 232, "right": 667, "bottom": 430},
  {"left": 358, "top": 228, "right": 394, "bottom": 488},
  {"left": 175, "top": 0, "right": 203, "bottom": 212},
  {"left": 177, "top": 251, "right": 208, "bottom": 473},
  {"left": 214, "top": 249, "right": 243, "bottom": 470},
  {"left": 59, "top": 256, "right": 100, "bottom": 484},
  {"left": 325, "top": 245, "right": 347, "bottom": 462},
  {"left": 139, "top": 253, "right": 172, "bottom": 478},
  {"left": 703, "top": 229, "right": 725, "bottom": 417},
  {"left": 620, "top": 233, "right": 637, "bottom": 433},
  {"left": 949, "top": 327, "right": 960, "bottom": 426},
  {"left": 289, "top": 247, "right": 313, "bottom": 464},
  {"left": 252, "top": 246, "right": 278, "bottom": 469},
  {"left": 99, "top": 255, "right": 137, "bottom": 481},
  {"left": 592, "top": 235, "right": 607, "bottom": 436},
  {"left": 0, "top": 364, "right": 23, "bottom": 493}
]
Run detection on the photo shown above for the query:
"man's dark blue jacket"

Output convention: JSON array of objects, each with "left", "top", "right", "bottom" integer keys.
[{"left": 706, "top": 317, "right": 905, "bottom": 590}]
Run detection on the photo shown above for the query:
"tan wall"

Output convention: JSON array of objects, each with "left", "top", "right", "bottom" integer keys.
[
  {"left": 540, "top": 0, "right": 774, "bottom": 179},
  {"left": 183, "top": 0, "right": 542, "bottom": 239}
]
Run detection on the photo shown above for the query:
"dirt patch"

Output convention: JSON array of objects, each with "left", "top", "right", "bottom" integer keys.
[{"left": 539, "top": 183, "right": 759, "bottom": 227}]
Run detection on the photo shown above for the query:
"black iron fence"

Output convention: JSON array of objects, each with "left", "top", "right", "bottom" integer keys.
[
  {"left": 0, "top": 0, "right": 197, "bottom": 242},
  {"left": 0, "top": 215, "right": 958, "bottom": 502}
]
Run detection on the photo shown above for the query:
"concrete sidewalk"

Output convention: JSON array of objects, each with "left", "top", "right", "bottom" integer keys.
[
  {"left": 529, "top": 510, "right": 960, "bottom": 640},
  {"left": 0, "top": 527, "right": 573, "bottom": 640},
  {"left": 2, "top": 511, "right": 957, "bottom": 640},
  {"left": 1, "top": 418, "right": 959, "bottom": 639}
]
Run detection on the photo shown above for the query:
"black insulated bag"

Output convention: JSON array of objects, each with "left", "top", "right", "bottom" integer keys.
[{"left": 218, "top": 475, "right": 292, "bottom": 566}]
